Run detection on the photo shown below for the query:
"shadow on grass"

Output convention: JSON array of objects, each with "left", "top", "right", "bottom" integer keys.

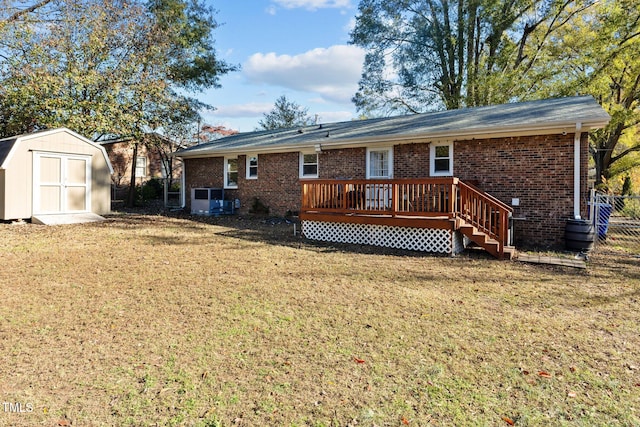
[{"left": 102, "top": 209, "right": 488, "bottom": 260}]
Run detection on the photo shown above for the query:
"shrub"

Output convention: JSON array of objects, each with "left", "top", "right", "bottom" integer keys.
[
  {"left": 249, "top": 197, "right": 270, "bottom": 214},
  {"left": 138, "top": 179, "right": 163, "bottom": 202},
  {"left": 621, "top": 198, "right": 640, "bottom": 219}
]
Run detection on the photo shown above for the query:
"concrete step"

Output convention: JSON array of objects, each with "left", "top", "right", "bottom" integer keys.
[{"left": 32, "top": 213, "right": 106, "bottom": 225}]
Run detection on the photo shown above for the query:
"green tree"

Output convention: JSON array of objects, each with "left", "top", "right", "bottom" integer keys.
[
  {"left": 349, "top": 0, "right": 594, "bottom": 115},
  {"left": 533, "top": 0, "right": 640, "bottom": 188},
  {"left": 257, "top": 95, "right": 314, "bottom": 130},
  {"left": 0, "top": 0, "right": 237, "bottom": 206},
  {"left": 350, "top": 0, "right": 640, "bottom": 187},
  {"left": 582, "top": 1, "right": 640, "bottom": 187}
]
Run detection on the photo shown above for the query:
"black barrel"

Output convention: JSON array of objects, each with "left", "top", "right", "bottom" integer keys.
[{"left": 565, "top": 219, "right": 595, "bottom": 251}]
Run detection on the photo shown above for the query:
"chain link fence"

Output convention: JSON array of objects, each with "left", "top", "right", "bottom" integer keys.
[{"left": 591, "top": 192, "right": 640, "bottom": 257}]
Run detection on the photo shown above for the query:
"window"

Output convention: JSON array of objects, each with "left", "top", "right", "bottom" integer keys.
[
  {"left": 246, "top": 155, "right": 258, "bottom": 179},
  {"left": 366, "top": 148, "right": 393, "bottom": 178},
  {"left": 299, "top": 152, "right": 318, "bottom": 178},
  {"left": 224, "top": 157, "right": 238, "bottom": 188},
  {"left": 430, "top": 142, "right": 453, "bottom": 176},
  {"left": 135, "top": 156, "right": 147, "bottom": 178}
]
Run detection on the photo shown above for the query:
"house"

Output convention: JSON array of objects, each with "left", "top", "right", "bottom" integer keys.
[
  {"left": 0, "top": 128, "right": 113, "bottom": 223},
  {"left": 175, "top": 96, "right": 610, "bottom": 257},
  {"left": 100, "top": 133, "right": 183, "bottom": 202}
]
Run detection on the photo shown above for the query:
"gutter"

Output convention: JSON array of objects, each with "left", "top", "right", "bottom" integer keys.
[{"left": 174, "top": 118, "right": 610, "bottom": 159}]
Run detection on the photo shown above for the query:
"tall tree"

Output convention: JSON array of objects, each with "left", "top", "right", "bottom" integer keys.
[
  {"left": 257, "top": 95, "right": 314, "bottom": 130},
  {"left": 349, "top": 0, "right": 595, "bottom": 115},
  {"left": 0, "top": 0, "right": 237, "bottom": 205},
  {"left": 350, "top": 0, "right": 640, "bottom": 189},
  {"left": 581, "top": 0, "right": 640, "bottom": 188},
  {"left": 514, "top": 0, "right": 640, "bottom": 188}
]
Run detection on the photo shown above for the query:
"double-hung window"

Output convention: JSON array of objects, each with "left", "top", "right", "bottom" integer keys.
[
  {"left": 366, "top": 147, "right": 393, "bottom": 178},
  {"left": 366, "top": 147, "right": 393, "bottom": 209},
  {"left": 246, "top": 155, "right": 258, "bottom": 179},
  {"left": 299, "top": 152, "right": 318, "bottom": 178},
  {"left": 430, "top": 142, "right": 453, "bottom": 176},
  {"left": 135, "top": 156, "right": 147, "bottom": 178},
  {"left": 224, "top": 157, "right": 238, "bottom": 188}
]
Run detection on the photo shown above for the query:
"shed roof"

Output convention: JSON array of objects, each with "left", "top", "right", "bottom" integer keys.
[
  {"left": 176, "top": 96, "right": 610, "bottom": 158},
  {"left": 0, "top": 138, "right": 18, "bottom": 167},
  {"left": 0, "top": 128, "right": 113, "bottom": 173}
]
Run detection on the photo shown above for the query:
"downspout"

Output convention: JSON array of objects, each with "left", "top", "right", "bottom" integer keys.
[
  {"left": 573, "top": 122, "right": 582, "bottom": 219},
  {"left": 179, "top": 157, "right": 186, "bottom": 209}
]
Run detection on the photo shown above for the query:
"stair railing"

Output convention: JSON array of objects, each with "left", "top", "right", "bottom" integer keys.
[{"left": 456, "top": 181, "right": 513, "bottom": 255}]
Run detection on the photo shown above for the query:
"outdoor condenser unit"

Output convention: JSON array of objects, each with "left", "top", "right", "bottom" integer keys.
[{"left": 191, "top": 188, "right": 224, "bottom": 216}]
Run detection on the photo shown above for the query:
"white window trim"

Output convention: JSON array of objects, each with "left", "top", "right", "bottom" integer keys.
[
  {"left": 366, "top": 147, "right": 393, "bottom": 179},
  {"left": 135, "top": 156, "right": 147, "bottom": 178},
  {"left": 430, "top": 142, "right": 453, "bottom": 177},
  {"left": 246, "top": 154, "right": 258, "bottom": 180},
  {"left": 299, "top": 152, "right": 319, "bottom": 178},
  {"left": 224, "top": 156, "right": 238, "bottom": 189}
]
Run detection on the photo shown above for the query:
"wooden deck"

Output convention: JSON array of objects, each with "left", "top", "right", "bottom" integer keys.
[{"left": 300, "top": 178, "right": 514, "bottom": 259}]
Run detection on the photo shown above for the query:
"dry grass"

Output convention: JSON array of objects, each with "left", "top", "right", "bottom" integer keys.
[{"left": 0, "top": 213, "right": 639, "bottom": 426}]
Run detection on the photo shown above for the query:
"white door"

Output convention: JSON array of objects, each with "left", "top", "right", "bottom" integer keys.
[{"left": 33, "top": 153, "right": 91, "bottom": 214}]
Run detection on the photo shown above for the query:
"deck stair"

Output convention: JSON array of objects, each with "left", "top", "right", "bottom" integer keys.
[{"left": 458, "top": 222, "right": 516, "bottom": 260}]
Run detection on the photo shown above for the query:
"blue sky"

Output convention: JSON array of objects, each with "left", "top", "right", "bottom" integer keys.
[{"left": 200, "top": 0, "right": 365, "bottom": 132}]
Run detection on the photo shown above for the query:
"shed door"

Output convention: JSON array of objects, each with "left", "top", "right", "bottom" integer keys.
[{"left": 33, "top": 153, "right": 91, "bottom": 214}]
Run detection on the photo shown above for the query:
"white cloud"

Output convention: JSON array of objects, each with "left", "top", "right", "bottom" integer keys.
[
  {"left": 244, "top": 45, "right": 365, "bottom": 105},
  {"left": 265, "top": 5, "right": 277, "bottom": 15},
  {"left": 209, "top": 102, "right": 274, "bottom": 118},
  {"left": 315, "top": 110, "right": 356, "bottom": 123},
  {"left": 344, "top": 16, "right": 357, "bottom": 33},
  {"left": 272, "top": 0, "right": 352, "bottom": 10}
]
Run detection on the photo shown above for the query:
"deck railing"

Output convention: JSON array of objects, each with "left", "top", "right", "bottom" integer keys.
[
  {"left": 301, "top": 178, "right": 458, "bottom": 218},
  {"left": 301, "top": 178, "right": 513, "bottom": 253},
  {"left": 457, "top": 181, "right": 513, "bottom": 251}
]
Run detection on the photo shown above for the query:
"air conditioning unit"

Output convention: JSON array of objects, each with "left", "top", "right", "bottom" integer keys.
[{"left": 191, "top": 188, "right": 224, "bottom": 216}]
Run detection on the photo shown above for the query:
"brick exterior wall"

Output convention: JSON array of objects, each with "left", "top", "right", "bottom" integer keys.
[
  {"left": 238, "top": 152, "right": 301, "bottom": 214},
  {"left": 184, "top": 132, "right": 589, "bottom": 248},
  {"left": 103, "top": 141, "right": 183, "bottom": 199},
  {"left": 454, "top": 134, "right": 589, "bottom": 248},
  {"left": 394, "top": 143, "right": 430, "bottom": 178},
  {"left": 319, "top": 148, "right": 367, "bottom": 179}
]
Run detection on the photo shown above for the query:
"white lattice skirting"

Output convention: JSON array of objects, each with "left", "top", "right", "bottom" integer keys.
[{"left": 302, "top": 220, "right": 465, "bottom": 255}]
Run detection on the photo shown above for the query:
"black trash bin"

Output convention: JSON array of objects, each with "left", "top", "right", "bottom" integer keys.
[{"left": 565, "top": 219, "right": 595, "bottom": 251}]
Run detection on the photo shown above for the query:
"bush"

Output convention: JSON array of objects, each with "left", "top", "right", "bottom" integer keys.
[
  {"left": 621, "top": 198, "right": 640, "bottom": 219},
  {"left": 249, "top": 197, "right": 270, "bottom": 214},
  {"left": 138, "top": 179, "right": 163, "bottom": 201}
]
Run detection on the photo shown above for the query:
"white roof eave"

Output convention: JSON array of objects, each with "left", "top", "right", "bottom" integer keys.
[{"left": 175, "top": 118, "right": 610, "bottom": 159}]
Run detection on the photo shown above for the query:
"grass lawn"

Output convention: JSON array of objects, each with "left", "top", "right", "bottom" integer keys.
[{"left": 1, "top": 213, "right": 639, "bottom": 426}]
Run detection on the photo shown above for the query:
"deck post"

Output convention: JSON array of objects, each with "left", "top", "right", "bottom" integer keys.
[{"left": 391, "top": 183, "right": 398, "bottom": 217}]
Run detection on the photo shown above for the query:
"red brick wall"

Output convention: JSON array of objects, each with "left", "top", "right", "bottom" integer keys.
[
  {"left": 394, "top": 143, "right": 430, "bottom": 178},
  {"left": 319, "top": 148, "right": 367, "bottom": 179},
  {"left": 103, "top": 142, "right": 182, "bottom": 186},
  {"left": 185, "top": 157, "right": 224, "bottom": 189},
  {"left": 185, "top": 154, "right": 300, "bottom": 215},
  {"left": 184, "top": 132, "right": 589, "bottom": 248},
  {"left": 237, "top": 152, "right": 301, "bottom": 214},
  {"left": 454, "top": 134, "right": 588, "bottom": 247}
]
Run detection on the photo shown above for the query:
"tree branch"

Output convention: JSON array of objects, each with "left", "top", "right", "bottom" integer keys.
[{"left": 3, "top": 0, "right": 52, "bottom": 23}]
